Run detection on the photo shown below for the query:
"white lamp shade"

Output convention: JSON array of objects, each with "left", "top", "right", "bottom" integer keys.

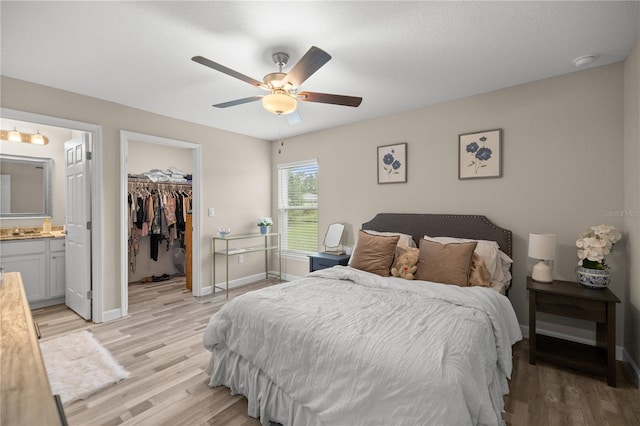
[{"left": 528, "top": 233, "right": 557, "bottom": 261}]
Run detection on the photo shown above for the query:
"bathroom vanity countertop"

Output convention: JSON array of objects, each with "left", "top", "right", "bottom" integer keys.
[{"left": 0, "top": 226, "right": 65, "bottom": 241}]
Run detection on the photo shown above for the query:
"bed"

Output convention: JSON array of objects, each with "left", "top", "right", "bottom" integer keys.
[{"left": 204, "top": 213, "right": 522, "bottom": 426}]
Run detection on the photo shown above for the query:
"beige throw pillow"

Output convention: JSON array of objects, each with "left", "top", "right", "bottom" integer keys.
[
  {"left": 415, "top": 239, "right": 477, "bottom": 286},
  {"left": 350, "top": 230, "right": 400, "bottom": 276}
]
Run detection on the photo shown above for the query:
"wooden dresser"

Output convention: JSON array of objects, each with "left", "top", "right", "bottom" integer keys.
[{"left": 1, "top": 271, "right": 66, "bottom": 425}]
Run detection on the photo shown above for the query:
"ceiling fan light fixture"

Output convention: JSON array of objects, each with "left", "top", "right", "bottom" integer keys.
[
  {"left": 262, "top": 91, "right": 297, "bottom": 115},
  {"left": 264, "top": 72, "right": 287, "bottom": 89}
]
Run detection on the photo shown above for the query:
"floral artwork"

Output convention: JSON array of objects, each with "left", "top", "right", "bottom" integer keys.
[
  {"left": 377, "top": 143, "right": 407, "bottom": 184},
  {"left": 458, "top": 129, "right": 502, "bottom": 179}
]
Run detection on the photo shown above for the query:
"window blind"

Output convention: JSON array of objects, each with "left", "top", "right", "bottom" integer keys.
[{"left": 277, "top": 160, "right": 318, "bottom": 254}]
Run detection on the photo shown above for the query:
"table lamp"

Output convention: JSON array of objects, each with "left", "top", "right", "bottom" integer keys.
[{"left": 528, "top": 233, "right": 557, "bottom": 283}]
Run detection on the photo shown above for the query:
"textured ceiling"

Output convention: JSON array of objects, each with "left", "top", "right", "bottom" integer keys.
[{"left": 1, "top": 1, "right": 639, "bottom": 141}]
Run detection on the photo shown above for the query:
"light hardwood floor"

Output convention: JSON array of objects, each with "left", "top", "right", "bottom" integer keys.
[{"left": 32, "top": 277, "right": 640, "bottom": 426}]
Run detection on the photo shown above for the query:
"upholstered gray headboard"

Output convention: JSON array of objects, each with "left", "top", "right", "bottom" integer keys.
[{"left": 361, "top": 213, "right": 512, "bottom": 258}]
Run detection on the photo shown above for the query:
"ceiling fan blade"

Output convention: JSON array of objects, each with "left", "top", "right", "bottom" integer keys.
[
  {"left": 286, "top": 110, "right": 302, "bottom": 124},
  {"left": 192, "top": 55, "right": 264, "bottom": 88},
  {"left": 281, "top": 46, "right": 331, "bottom": 88},
  {"left": 298, "top": 91, "right": 362, "bottom": 107},
  {"left": 213, "top": 96, "right": 262, "bottom": 108}
]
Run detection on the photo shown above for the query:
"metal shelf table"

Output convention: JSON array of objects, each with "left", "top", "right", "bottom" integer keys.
[{"left": 212, "top": 233, "right": 281, "bottom": 298}]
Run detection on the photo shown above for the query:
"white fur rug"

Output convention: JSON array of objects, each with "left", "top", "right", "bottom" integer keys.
[{"left": 39, "top": 330, "right": 129, "bottom": 406}]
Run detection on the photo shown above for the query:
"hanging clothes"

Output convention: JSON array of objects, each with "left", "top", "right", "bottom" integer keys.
[{"left": 127, "top": 176, "right": 192, "bottom": 272}]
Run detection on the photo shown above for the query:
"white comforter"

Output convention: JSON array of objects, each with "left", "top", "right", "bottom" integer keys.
[{"left": 204, "top": 266, "right": 522, "bottom": 426}]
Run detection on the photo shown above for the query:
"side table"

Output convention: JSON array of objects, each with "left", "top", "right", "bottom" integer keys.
[
  {"left": 309, "top": 252, "right": 350, "bottom": 272},
  {"left": 212, "top": 233, "right": 281, "bottom": 298},
  {"left": 527, "top": 276, "right": 620, "bottom": 386}
]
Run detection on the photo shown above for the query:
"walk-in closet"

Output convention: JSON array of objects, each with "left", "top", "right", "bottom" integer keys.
[{"left": 126, "top": 140, "right": 193, "bottom": 293}]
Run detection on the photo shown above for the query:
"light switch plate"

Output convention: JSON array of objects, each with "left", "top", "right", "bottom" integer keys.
[{"left": 208, "top": 207, "right": 215, "bottom": 217}]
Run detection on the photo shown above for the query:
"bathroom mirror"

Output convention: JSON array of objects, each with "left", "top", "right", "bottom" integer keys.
[
  {"left": 323, "top": 223, "right": 345, "bottom": 254},
  {"left": 0, "top": 154, "right": 53, "bottom": 218}
]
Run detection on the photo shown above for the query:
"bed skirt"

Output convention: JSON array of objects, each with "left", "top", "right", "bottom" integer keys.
[{"left": 207, "top": 346, "right": 323, "bottom": 426}]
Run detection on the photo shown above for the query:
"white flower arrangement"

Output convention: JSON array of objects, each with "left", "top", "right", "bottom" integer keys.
[
  {"left": 576, "top": 224, "right": 622, "bottom": 270},
  {"left": 256, "top": 217, "right": 273, "bottom": 227}
]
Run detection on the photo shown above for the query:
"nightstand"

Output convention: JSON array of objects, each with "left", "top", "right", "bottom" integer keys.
[
  {"left": 527, "top": 276, "right": 620, "bottom": 386},
  {"left": 309, "top": 252, "right": 350, "bottom": 272}
]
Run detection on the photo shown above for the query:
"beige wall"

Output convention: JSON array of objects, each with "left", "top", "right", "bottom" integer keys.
[
  {"left": 273, "top": 64, "right": 627, "bottom": 347},
  {"left": 1, "top": 76, "right": 272, "bottom": 313},
  {"left": 624, "top": 38, "right": 640, "bottom": 380},
  {"left": 127, "top": 139, "right": 192, "bottom": 175}
]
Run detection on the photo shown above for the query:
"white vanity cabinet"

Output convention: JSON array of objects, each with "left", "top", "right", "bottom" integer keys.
[
  {"left": 0, "top": 238, "right": 66, "bottom": 308},
  {"left": 1, "top": 240, "right": 47, "bottom": 301},
  {"left": 48, "top": 238, "right": 66, "bottom": 299}
]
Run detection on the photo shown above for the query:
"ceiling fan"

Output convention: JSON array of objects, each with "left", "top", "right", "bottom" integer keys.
[{"left": 192, "top": 46, "right": 362, "bottom": 121}]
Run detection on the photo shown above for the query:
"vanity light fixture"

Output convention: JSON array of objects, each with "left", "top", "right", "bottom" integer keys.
[
  {"left": 1, "top": 128, "right": 49, "bottom": 145},
  {"left": 30, "top": 131, "right": 46, "bottom": 145},
  {"left": 8, "top": 127, "right": 21, "bottom": 142}
]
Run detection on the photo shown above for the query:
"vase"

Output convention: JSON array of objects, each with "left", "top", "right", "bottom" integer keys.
[
  {"left": 259, "top": 226, "right": 269, "bottom": 235},
  {"left": 576, "top": 266, "right": 610, "bottom": 289}
]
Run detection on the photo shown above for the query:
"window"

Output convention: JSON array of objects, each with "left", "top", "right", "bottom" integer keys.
[{"left": 278, "top": 160, "right": 318, "bottom": 255}]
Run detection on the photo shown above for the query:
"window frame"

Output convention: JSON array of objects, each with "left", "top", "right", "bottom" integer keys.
[{"left": 277, "top": 159, "right": 318, "bottom": 258}]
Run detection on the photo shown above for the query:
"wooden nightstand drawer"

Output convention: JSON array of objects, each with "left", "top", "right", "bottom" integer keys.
[{"left": 536, "top": 292, "right": 606, "bottom": 322}]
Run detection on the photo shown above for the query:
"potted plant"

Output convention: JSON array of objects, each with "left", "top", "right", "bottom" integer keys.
[
  {"left": 256, "top": 217, "right": 273, "bottom": 235},
  {"left": 575, "top": 224, "right": 621, "bottom": 289}
]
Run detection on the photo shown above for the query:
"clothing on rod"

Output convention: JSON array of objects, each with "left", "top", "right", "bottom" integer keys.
[{"left": 127, "top": 177, "right": 192, "bottom": 273}]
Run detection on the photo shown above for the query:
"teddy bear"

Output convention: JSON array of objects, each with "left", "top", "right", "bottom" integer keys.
[{"left": 390, "top": 246, "right": 419, "bottom": 280}]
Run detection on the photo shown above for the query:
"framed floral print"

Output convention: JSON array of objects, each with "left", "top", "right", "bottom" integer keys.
[
  {"left": 377, "top": 142, "right": 407, "bottom": 184},
  {"left": 458, "top": 129, "right": 502, "bottom": 179}
]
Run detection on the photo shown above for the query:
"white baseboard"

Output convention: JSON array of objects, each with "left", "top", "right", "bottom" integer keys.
[
  {"left": 101, "top": 308, "right": 123, "bottom": 323},
  {"left": 623, "top": 348, "right": 640, "bottom": 388},
  {"left": 202, "top": 271, "right": 287, "bottom": 296},
  {"left": 520, "top": 325, "right": 624, "bottom": 361}
]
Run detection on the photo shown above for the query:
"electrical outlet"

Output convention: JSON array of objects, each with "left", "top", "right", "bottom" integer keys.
[
  {"left": 238, "top": 255, "right": 244, "bottom": 264},
  {"left": 208, "top": 207, "right": 215, "bottom": 217}
]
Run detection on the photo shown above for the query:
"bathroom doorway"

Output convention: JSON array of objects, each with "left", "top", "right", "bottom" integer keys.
[{"left": 1, "top": 108, "right": 104, "bottom": 321}]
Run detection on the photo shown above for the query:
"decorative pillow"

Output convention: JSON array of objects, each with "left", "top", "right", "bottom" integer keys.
[
  {"left": 390, "top": 246, "right": 420, "bottom": 280},
  {"left": 363, "top": 230, "right": 416, "bottom": 247},
  {"left": 495, "top": 250, "right": 514, "bottom": 288},
  {"left": 468, "top": 252, "right": 492, "bottom": 287},
  {"left": 415, "top": 239, "right": 477, "bottom": 286},
  {"left": 348, "top": 230, "right": 416, "bottom": 266},
  {"left": 422, "top": 235, "right": 512, "bottom": 287},
  {"left": 350, "top": 230, "right": 399, "bottom": 276}
]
